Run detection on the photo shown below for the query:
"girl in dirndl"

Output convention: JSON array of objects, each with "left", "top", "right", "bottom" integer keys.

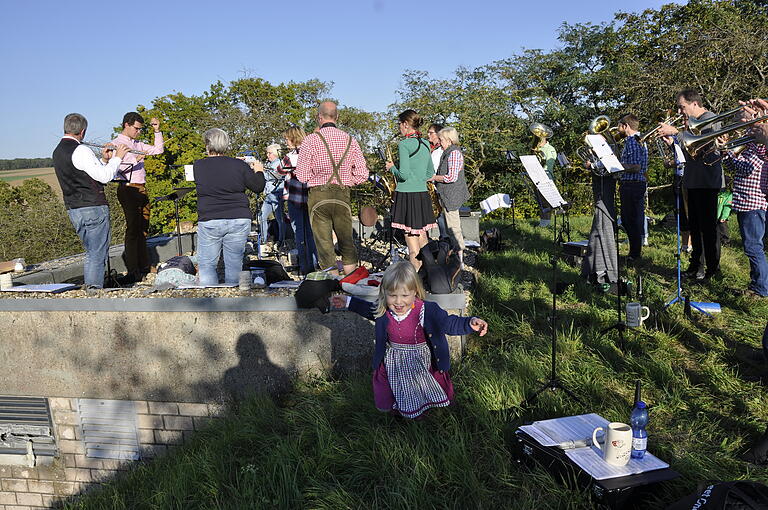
[
  {"left": 340, "top": 261, "right": 488, "bottom": 419},
  {"left": 386, "top": 110, "right": 437, "bottom": 270}
]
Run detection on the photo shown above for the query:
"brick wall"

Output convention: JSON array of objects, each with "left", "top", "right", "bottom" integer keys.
[{"left": 0, "top": 397, "right": 224, "bottom": 509}]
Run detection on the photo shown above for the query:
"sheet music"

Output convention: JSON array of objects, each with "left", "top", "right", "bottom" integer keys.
[
  {"left": 518, "top": 413, "right": 669, "bottom": 480},
  {"left": 586, "top": 135, "right": 625, "bottom": 174},
  {"left": 184, "top": 165, "right": 194, "bottom": 181},
  {"left": 566, "top": 448, "right": 669, "bottom": 481},
  {"left": 519, "top": 155, "right": 567, "bottom": 208},
  {"left": 519, "top": 413, "right": 607, "bottom": 447},
  {"left": 479, "top": 193, "right": 512, "bottom": 215}
]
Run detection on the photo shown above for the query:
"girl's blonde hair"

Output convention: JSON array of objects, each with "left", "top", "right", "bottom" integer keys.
[{"left": 374, "top": 261, "right": 426, "bottom": 317}]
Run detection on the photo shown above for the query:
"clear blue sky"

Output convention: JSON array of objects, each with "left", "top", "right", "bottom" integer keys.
[{"left": 0, "top": 0, "right": 670, "bottom": 159}]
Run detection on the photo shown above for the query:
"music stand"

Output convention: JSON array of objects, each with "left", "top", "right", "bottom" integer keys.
[
  {"left": 517, "top": 156, "right": 582, "bottom": 408},
  {"left": 154, "top": 187, "right": 195, "bottom": 256}
]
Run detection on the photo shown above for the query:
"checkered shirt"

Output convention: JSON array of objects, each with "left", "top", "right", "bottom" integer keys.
[
  {"left": 295, "top": 126, "right": 368, "bottom": 187},
  {"left": 278, "top": 150, "right": 309, "bottom": 206},
  {"left": 620, "top": 134, "right": 648, "bottom": 182},
  {"left": 444, "top": 150, "right": 463, "bottom": 183},
  {"left": 723, "top": 143, "right": 768, "bottom": 212}
]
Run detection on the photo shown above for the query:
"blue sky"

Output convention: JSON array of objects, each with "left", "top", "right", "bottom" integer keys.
[{"left": 0, "top": 0, "right": 670, "bottom": 159}]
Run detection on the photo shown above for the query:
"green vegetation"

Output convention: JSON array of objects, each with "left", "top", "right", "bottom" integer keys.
[
  {"left": 0, "top": 172, "right": 53, "bottom": 182},
  {"left": 65, "top": 217, "right": 768, "bottom": 509},
  {"left": 0, "top": 157, "right": 53, "bottom": 170}
]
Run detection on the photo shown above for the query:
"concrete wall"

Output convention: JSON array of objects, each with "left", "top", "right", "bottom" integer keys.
[{"left": 0, "top": 294, "right": 467, "bottom": 403}]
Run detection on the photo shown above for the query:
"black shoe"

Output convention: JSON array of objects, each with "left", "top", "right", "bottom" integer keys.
[
  {"left": 701, "top": 270, "right": 722, "bottom": 281},
  {"left": 740, "top": 427, "right": 768, "bottom": 465},
  {"left": 683, "top": 269, "right": 705, "bottom": 280}
]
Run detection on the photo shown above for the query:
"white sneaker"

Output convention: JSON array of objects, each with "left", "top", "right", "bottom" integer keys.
[{"left": 642, "top": 237, "right": 649, "bottom": 246}]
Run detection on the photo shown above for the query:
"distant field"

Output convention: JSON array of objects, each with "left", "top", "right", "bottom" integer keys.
[{"left": 0, "top": 167, "right": 61, "bottom": 198}]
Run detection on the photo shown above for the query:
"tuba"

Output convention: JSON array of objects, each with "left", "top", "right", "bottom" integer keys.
[{"left": 529, "top": 122, "right": 553, "bottom": 150}]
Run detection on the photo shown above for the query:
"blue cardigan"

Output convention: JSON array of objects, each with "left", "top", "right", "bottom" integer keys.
[{"left": 347, "top": 296, "right": 475, "bottom": 371}]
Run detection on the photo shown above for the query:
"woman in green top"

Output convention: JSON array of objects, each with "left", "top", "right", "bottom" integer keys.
[
  {"left": 386, "top": 110, "right": 437, "bottom": 269},
  {"left": 534, "top": 134, "right": 558, "bottom": 227}
]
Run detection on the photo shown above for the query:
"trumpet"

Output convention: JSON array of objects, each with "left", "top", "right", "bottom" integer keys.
[
  {"left": 687, "top": 99, "right": 768, "bottom": 134},
  {"left": 82, "top": 141, "right": 148, "bottom": 155},
  {"left": 680, "top": 114, "right": 768, "bottom": 157},
  {"left": 638, "top": 113, "right": 684, "bottom": 143}
]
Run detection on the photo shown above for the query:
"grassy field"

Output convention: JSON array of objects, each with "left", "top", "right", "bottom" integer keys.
[
  {"left": 0, "top": 167, "right": 61, "bottom": 197},
  {"left": 64, "top": 216, "right": 768, "bottom": 509}
]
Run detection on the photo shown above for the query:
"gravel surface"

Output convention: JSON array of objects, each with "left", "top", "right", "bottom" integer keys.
[{"left": 0, "top": 239, "right": 478, "bottom": 301}]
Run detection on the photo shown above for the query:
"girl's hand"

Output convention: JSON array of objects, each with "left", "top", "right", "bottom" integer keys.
[{"left": 470, "top": 317, "right": 488, "bottom": 336}]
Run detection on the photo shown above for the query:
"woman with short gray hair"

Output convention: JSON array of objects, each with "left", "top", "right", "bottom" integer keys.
[
  {"left": 430, "top": 127, "right": 470, "bottom": 264},
  {"left": 194, "top": 128, "right": 265, "bottom": 285}
]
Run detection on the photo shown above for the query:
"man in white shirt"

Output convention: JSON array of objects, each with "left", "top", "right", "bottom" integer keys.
[{"left": 52, "top": 113, "right": 128, "bottom": 288}]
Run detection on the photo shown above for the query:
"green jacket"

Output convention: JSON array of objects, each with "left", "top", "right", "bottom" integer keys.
[
  {"left": 717, "top": 190, "right": 733, "bottom": 221},
  {"left": 391, "top": 137, "right": 434, "bottom": 192}
]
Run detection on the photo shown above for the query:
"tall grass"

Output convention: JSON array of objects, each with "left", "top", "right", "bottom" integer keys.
[{"left": 66, "top": 217, "right": 768, "bottom": 509}]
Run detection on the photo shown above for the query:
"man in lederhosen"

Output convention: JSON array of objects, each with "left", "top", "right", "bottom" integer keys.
[{"left": 295, "top": 102, "right": 368, "bottom": 275}]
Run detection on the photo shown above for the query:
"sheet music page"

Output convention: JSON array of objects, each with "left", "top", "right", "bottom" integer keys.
[
  {"left": 184, "top": 165, "right": 195, "bottom": 181},
  {"left": 565, "top": 449, "right": 669, "bottom": 480},
  {"left": 519, "top": 155, "right": 567, "bottom": 208},
  {"left": 519, "top": 413, "right": 608, "bottom": 447},
  {"left": 585, "top": 135, "right": 625, "bottom": 174},
  {"left": 479, "top": 193, "right": 511, "bottom": 215}
]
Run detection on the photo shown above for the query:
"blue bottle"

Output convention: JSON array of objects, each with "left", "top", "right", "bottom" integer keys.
[{"left": 630, "top": 401, "right": 649, "bottom": 459}]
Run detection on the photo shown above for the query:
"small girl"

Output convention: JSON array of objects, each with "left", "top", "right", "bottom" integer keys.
[{"left": 335, "top": 261, "right": 487, "bottom": 419}]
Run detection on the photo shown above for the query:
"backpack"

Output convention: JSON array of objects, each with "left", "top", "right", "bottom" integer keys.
[
  {"left": 480, "top": 228, "right": 502, "bottom": 252},
  {"left": 666, "top": 481, "right": 768, "bottom": 510},
  {"left": 417, "top": 237, "right": 462, "bottom": 294}
]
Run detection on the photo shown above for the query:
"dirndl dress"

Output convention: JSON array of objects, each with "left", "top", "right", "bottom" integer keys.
[
  {"left": 391, "top": 191, "right": 437, "bottom": 235},
  {"left": 372, "top": 299, "right": 454, "bottom": 418}
]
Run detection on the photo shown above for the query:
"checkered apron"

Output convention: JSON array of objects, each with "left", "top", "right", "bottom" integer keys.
[{"left": 384, "top": 303, "right": 450, "bottom": 418}]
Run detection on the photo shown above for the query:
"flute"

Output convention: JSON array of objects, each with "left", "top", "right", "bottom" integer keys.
[{"left": 82, "top": 141, "right": 148, "bottom": 156}]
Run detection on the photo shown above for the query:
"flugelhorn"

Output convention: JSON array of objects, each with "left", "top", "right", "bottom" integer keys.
[
  {"left": 82, "top": 141, "right": 148, "bottom": 155},
  {"left": 639, "top": 113, "right": 684, "bottom": 143},
  {"left": 680, "top": 114, "right": 768, "bottom": 157}
]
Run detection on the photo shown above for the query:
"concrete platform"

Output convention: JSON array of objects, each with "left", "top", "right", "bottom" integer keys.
[{"left": 0, "top": 293, "right": 468, "bottom": 403}]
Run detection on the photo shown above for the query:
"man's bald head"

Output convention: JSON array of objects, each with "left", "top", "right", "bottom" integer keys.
[{"left": 318, "top": 101, "right": 338, "bottom": 123}]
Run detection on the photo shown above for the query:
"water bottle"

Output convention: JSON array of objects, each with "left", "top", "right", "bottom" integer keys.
[{"left": 630, "top": 401, "right": 649, "bottom": 459}]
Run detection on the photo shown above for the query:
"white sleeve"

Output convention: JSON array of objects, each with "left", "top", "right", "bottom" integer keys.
[{"left": 71, "top": 145, "right": 122, "bottom": 184}]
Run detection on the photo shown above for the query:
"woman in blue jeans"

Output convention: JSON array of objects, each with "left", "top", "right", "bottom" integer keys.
[{"left": 194, "top": 128, "right": 265, "bottom": 285}]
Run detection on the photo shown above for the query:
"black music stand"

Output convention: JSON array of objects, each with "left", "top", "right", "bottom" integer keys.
[
  {"left": 516, "top": 157, "right": 582, "bottom": 408},
  {"left": 154, "top": 187, "right": 195, "bottom": 256}
]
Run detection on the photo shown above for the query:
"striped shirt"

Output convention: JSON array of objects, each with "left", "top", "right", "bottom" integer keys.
[
  {"left": 723, "top": 143, "right": 768, "bottom": 212},
  {"left": 295, "top": 125, "right": 368, "bottom": 187},
  {"left": 620, "top": 134, "right": 648, "bottom": 182}
]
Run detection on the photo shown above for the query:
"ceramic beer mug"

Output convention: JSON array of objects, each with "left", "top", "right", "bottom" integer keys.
[
  {"left": 592, "top": 422, "right": 632, "bottom": 466},
  {"left": 625, "top": 302, "right": 650, "bottom": 328}
]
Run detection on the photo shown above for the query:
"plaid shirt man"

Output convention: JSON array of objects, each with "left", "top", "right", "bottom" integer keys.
[
  {"left": 723, "top": 143, "right": 768, "bottom": 212},
  {"left": 295, "top": 125, "right": 368, "bottom": 187},
  {"left": 620, "top": 134, "right": 648, "bottom": 182}
]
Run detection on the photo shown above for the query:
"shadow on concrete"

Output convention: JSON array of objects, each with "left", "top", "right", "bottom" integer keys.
[{"left": 222, "top": 333, "right": 292, "bottom": 397}]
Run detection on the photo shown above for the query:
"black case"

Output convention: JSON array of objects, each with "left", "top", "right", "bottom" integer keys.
[{"left": 512, "top": 430, "right": 680, "bottom": 509}]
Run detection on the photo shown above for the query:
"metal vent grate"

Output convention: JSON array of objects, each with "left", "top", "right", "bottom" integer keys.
[
  {"left": 78, "top": 399, "right": 140, "bottom": 460},
  {"left": 0, "top": 396, "right": 56, "bottom": 458}
]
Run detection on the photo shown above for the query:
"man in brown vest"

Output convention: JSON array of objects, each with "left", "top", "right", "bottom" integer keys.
[{"left": 295, "top": 102, "right": 368, "bottom": 275}]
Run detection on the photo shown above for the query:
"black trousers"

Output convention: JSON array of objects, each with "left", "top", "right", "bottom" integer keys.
[
  {"left": 619, "top": 180, "right": 646, "bottom": 259},
  {"left": 117, "top": 183, "right": 150, "bottom": 275},
  {"left": 686, "top": 187, "right": 720, "bottom": 274}
]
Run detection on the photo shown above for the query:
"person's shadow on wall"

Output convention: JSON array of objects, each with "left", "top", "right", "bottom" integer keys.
[{"left": 222, "top": 333, "right": 292, "bottom": 398}]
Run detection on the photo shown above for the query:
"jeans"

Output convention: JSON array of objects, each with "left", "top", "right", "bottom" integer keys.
[
  {"left": 737, "top": 210, "right": 768, "bottom": 296},
  {"left": 619, "top": 181, "right": 647, "bottom": 258},
  {"left": 260, "top": 189, "right": 286, "bottom": 245},
  {"left": 287, "top": 201, "right": 318, "bottom": 274},
  {"left": 436, "top": 212, "right": 449, "bottom": 239},
  {"left": 68, "top": 205, "right": 111, "bottom": 288},
  {"left": 197, "top": 218, "right": 251, "bottom": 285}
]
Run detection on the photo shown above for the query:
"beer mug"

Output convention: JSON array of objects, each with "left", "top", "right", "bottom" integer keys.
[
  {"left": 626, "top": 302, "right": 650, "bottom": 328},
  {"left": 592, "top": 422, "right": 632, "bottom": 466}
]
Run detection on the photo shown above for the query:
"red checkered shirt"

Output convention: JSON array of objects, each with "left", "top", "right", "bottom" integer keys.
[
  {"left": 723, "top": 143, "right": 768, "bottom": 212},
  {"left": 295, "top": 126, "right": 368, "bottom": 187}
]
